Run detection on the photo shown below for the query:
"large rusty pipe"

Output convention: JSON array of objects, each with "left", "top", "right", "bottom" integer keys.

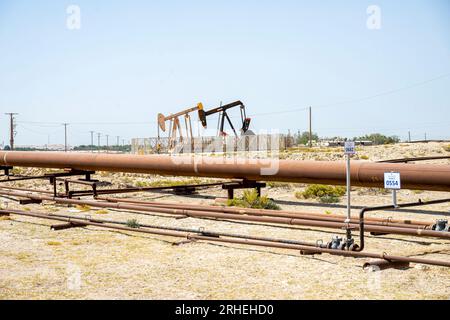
[
  {"left": 1, "top": 151, "right": 450, "bottom": 191},
  {"left": 2, "top": 208, "right": 449, "bottom": 267},
  {"left": 1, "top": 188, "right": 449, "bottom": 239}
]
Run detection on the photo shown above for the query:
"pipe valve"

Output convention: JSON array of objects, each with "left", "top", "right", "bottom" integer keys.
[
  {"left": 327, "top": 235, "right": 344, "bottom": 250},
  {"left": 432, "top": 219, "right": 449, "bottom": 232}
]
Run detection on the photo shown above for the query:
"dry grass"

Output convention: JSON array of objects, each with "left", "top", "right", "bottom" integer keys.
[
  {"left": 0, "top": 142, "right": 449, "bottom": 300},
  {"left": 75, "top": 205, "right": 92, "bottom": 212},
  {"left": 46, "top": 241, "right": 62, "bottom": 246}
]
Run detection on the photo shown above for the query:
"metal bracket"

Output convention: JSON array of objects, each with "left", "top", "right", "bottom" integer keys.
[
  {"left": 198, "top": 227, "right": 220, "bottom": 238},
  {"left": 19, "top": 199, "right": 43, "bottom": 205},
  {"left": 50, "top": 221, "right": 87, "bottom": 231},
  {"left": 432, "top": 219, "right": 449, "bottom": 232},
  {"left": 0, "top": 166, "right": 13, "bottom": 176},
  {"left": 222, "top": 179, "right": 267, "bottom": 199}
]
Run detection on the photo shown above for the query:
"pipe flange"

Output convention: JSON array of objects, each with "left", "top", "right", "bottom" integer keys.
[
  {"left": 342, "top": 237, "right": 355, "bottom": 251},
  {"left": 432, "top": 219, "right": 449, "bottom": 232},
  {"left": 328, "top": 235, "right": 343, "bottom": 250}
]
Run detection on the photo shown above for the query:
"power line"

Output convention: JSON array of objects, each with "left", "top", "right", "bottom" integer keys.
[
  {"left": 248, "top": 71, "right": 450, "bottom": 117},
  {"left": 17, "top": 120, "right": 154, "bottom": 125},
  {"left": 315, "top": 72, "right": 450, "bottom": 110}
]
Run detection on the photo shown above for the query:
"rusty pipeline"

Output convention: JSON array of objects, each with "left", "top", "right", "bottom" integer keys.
[
  {"left": 1, "top": 188, "right": 449, "bottom": 239},
  {"left": 0, "top": 185, "right": 435, "bottom": 228},
  {"left": 356, "top": 198, "right": 450, "bottom": 252},
  {"left": 2, "top": 208, "right": 449, "bottom": 268},
  {"left": 363, "top": 259, "right": 410, "bottom": 271},
  {"left": 97, "top": 196, "right": 434, "bottom": 229},
  {"left": 1, "top": 151, "right": 450, "bottom": 191}
]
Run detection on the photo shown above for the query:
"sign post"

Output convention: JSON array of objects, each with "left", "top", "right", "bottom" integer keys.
[
  {"left": 384, "top": 172, "right": 401, "bottom": 207},
  {"left": 344, "top": 141, "right": 355, "bottom": 241}
]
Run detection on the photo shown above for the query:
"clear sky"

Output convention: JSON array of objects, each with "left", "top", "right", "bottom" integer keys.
[{"left": 1, "top": 0, "right": 449, "bottom": 146}]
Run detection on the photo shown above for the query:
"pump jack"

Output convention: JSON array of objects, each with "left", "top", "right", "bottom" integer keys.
[
  {"left": 157, "top": 103, "right": 204, "bottom": 152},
  {"left": 198, "top": 100, "right": 251, "bottom": 137}
]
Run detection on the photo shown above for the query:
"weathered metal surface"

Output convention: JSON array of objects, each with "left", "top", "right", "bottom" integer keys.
[
  {"left": 2, "top": 207, "right": 450, "bottom": 267},
  {"left": 1, "top": 151, "right": 450, "bottom": 191},
  {"left": 0, "top": 188, "right": 449, "bottom": 239}
]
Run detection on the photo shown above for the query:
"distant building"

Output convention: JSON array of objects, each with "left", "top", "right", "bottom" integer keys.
[{"left": 326, "top": 140, "right": 373, "bottom": 147}]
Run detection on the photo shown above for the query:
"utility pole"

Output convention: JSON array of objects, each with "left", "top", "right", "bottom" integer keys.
[
  {"left": 97, "top": 133, "right": 101, "bottom": 152},
  {"left": 308, "top": 106, "right": 312, "bottom": 148},
  {"left": 408, "top": 131, "right": 411, "bottom": 143},
  {"left": 106, "top": 134, "right": 109, "bottom": 152},
  {"left": 90, "top": 131, "right": 94, "bottom": 147},
  {"left": 424, "top": 133, "right": 427, "bottom": 141},
  {"left": 5, "top": 113, "right": 18, "bottom": 150},
  {"left": 63, "top": 123, "right": 68, "bottom": 152}
]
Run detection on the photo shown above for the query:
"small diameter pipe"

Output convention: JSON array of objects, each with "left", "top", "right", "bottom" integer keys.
[
  {"left": 2, "top": 208, "right": 449, "bottom": 268},
  {"left": 0, "top": 185, "right": 436, "bottom": 228},
  {"left": 98, "top": 197, "right": 433, "bottom": 228},
  {"left": 363, "top": 260, "right": 410, "bottom": 271},
  {"left": 5, "top": 209, "right": 324, "bottom": 248},
  {"left": 0, "top": 188, "right": 449, "bottom": 239},
  {"left": 356, "top": 198, "right": 450, "bottom": 251}
]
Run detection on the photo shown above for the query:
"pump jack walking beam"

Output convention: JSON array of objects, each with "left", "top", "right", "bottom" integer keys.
[{"left": 198, "top": 100, "right": 251, "bottom": 136}]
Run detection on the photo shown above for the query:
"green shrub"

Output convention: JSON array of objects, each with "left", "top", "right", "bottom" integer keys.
[
  {"left": 296, "top": 184, "right": 346, "bottom": 203},
  {"left": 227, "top": 189, "right": 280, "bottom": 210},
  {"left": 353, "top": 133, "right": 399, "bottom": 145},
  {"left": 126, "top": 219, "right": 140, "bottom": 228},
  {"left": 267, "top": 182, "right": 292, "bottom": 188},
  {"left": 318, "top": 195, "right": 341, "bottom": 203},
  {"left": 295, "top": 131, "right": 319, "bottom": 145}
]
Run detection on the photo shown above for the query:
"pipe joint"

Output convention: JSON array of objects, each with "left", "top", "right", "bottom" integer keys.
[{"left": 432, "top": 219, "right": 449, "bottom": 232}]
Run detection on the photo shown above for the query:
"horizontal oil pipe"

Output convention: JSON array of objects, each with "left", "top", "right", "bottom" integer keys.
[
  {"left": 98, "top": 196, "right": 433, "bottom": 229},
  {"left": 2, "top": 208, "right": 449, "bottom": 268},
  {"left": 356, "top": 198, "right": 450, "bottom": 252},
  {"left": 0, "top": 185, "right": 54, "bottom": 194},
  {"left": 1, "top": 151, "right": 450, "bottom": 191},
  {"left": 4, "top": 209, "right": 325, "bottom": 248},
  {"left": 0, "top": 184, "right": 433, "bottom": 228},
  {"left": 362, "top": 259, "right": 410, "bottom": 271},
  {"left": 0, "top": 188, "right": 186, "bottom": 218},
  {"left": 1, "top": 209, "right": 188, "bottom": 238},
  {"left": 1, "top": 188, "right": 449, "bottom": 239},
  {"left": 187, "top": 235, "right": 450, "bottom": 267}
]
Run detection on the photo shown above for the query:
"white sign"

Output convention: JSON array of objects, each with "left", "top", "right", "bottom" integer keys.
[
  {"left": 384, "top": 172, "right": 401, "bottom": 190},
  {"left": 344, "top": 141, "right": 355, "bottom": 155}
]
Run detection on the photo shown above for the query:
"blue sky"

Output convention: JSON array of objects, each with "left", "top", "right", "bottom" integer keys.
[{"left": 0, "top": 0, "right": 449, "bottom": 146}]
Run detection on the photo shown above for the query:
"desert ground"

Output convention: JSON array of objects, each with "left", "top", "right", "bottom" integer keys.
[{"left": 0, "top": 142, "right": 449, "bottom": 299}]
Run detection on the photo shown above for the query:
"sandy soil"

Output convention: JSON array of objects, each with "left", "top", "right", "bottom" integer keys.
[{"left": 0, "top": 142, "right": 449, "bottom": 299}]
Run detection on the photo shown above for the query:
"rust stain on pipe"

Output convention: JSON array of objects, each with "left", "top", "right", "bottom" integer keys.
[
  {"left": 98, "top": 196, "right": 433, "bottom": 228},
  {"left": 1, "top": 151, "right": 450, "bottom": 191},
  {"left": 2, "top": 208, "right": 450, "bottom": 267},
  {"left": 1, "top": 188, "right": 449, "bottom": 239}
]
